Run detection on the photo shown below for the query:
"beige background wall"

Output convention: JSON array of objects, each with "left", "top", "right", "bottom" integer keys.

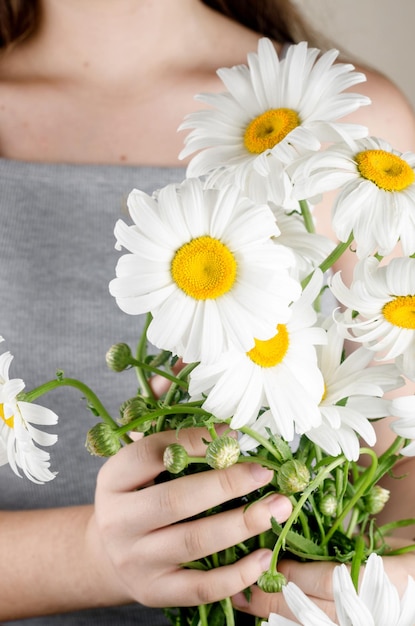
[{"left": 295, "top": 0, "right": 415, "bottom": 111}]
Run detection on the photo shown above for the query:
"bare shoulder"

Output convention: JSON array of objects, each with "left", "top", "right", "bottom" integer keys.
[{"left": 346, "top": 62, "right": 415, "bottom": 152}]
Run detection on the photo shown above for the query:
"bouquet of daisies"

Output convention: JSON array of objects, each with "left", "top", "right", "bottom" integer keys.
[{"left": 2, "top": 39, "right": 415, "bottom": 625}]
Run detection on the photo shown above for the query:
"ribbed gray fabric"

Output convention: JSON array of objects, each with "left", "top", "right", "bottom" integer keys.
[{"left": 0, "top": 159, "right": 186, "bottom": 625}]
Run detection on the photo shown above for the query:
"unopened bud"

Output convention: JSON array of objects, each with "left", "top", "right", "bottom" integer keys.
[
  {"left": 163, "top": 443, "right": 189, "bottom": 474},
  {"left": 205, "top": 435, "right": 240, "bottom": 470},
  {"left": 120, "top": 396, "right": 153, "bottom": 430},
  {"left": 277, "top": 460, "right": 310, "bottom": 495},
  {"left": 364, "top": 485, "right": 390, "bottom": 515},
  {"left": 85, "top": 422, "right": 121, "bottom": 457},
  {"left": 319, "top": 493, "right": 337, "bottom": 517},
  {"left": 257, "top": 570, "right": 287, "bottom": 593},
  {"left": 106, "top": 343, "right": 133, "bottom": 372}
]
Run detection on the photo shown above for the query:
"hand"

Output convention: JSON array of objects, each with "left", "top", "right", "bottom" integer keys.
[
  {"left": 232, "top": 546, "right": 415, "bottom": 622},
  {"left": 91, "top": 427, "right": 292, "bottom": 608}
]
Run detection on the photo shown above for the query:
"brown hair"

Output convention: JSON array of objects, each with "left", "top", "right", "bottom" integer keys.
[
  {"left": 0, "top": 0, "right": 320, "bottom": 51},
  {"left": 202, "top": 0, "right": 322, "bottom": 47},
  {"left": 0, "top": 0, "right": 40, "bottom": 49}
]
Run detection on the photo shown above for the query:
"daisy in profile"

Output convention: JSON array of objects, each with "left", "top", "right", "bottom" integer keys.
[
  {"left": 188, "top": 271, "right": 326, "bottom": 441},
  {"left": 179, "top": 39, "right": 369, "bottom": 185},
  {"left": 291, "top": 136, "right": 415, "bottom": 258},
  {"left": 263, "top": 553, "right": 415, "bottom": 626},
  {"left": 109, "top": 178, "right": 301, "bottom": 364},
  {"left": 330, "top": 256, "right": 415, "bottom": 381},
  {"left": 0, "top": 339, "right": 58, "bottom": 484}
]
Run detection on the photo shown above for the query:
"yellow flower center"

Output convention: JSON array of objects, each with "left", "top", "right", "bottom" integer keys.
[
  {"left": 243, "top": 108, "right": 300, "bottom": 154},
  {"left": 247, "top": 324, "right": 289, "bottom": 367},
  {"left": 0, "top": 403, "right": 14, "bottom": 429},
  {"left": 171, "top": 236, "right": 237, "bottom": 300},
  {"left": 382, "top": 295, "right": 415, "bottom": 329},
  {"left": 355, "top": 150, "right": 415, "bottom": 191}
]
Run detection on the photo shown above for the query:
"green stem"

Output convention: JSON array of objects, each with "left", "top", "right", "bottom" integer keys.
[
  {"left": 130, "top": 359, "right": 190, "bottom": 390},
  {"left": 220, "top": 597, "right": 235, "bottom": 626},
  {"left": 239, "top": 425, "right": 288, "bottom": 463},
  {"left": 116, "top": 404, "right": 210, "bottom": 436},
  {"left": 134, "top": 313, "right": 154, "bottom": 398},
  {"left": 21, "top": 378, "right": 117, "bottom": 428},
  {"left": 198, "top": 603, "right": 208, "bottom": 626},
  {"left": 299, "top": 199, "right": 315, "bottom": 234},
  {"left": 163, "top": 362, "right": 198, "bottom": 405},
  {"left": 322, "top": 448, "right": 378, "bottom": 547},
  {"left": 301, "top": 232, "right": 354, "bottom": 289},
  {"left": 268, "top": 455, "right": 346, "bottom": 573},
  {"left": 350, "top": 534, "right": 366, "bottom": 590}
]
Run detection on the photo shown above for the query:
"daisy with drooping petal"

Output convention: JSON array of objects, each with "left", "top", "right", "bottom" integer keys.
[
  {"left": 0, "top": 339, "right": 58, "bottom": 484},
  {"left": 389, "top": 395, "right": 415, "bottom": 456},
  {"left": 291, "top": 136, "right": 415, "bottom": 258},
  {"left": 330, "top": 256, "right": 415, "bottom": 381},
  {"left": 263, "top": 553, "right": 415, "bottom": 626},
  {"left": 179, "top": 39, "right": 370, "bottom": 186},
  {"left": 109, "top": 178, "right": 301, "bottom": 363},
  {"left": 306, "top": 317, "right": 403, "bottom": 461},
  {"left": 188, "top": 271, "right": 326, "bottom": 441}
]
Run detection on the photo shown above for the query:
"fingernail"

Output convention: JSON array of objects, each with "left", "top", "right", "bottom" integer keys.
[
  {"left": 250, "top": 463, "right": 273, "bottom": 483},
  {"left": 267, "top": 494, "right": 292, "bottom": 522},
  {"left": 232, "top": 591, "right": 249, "bottom": 608}
]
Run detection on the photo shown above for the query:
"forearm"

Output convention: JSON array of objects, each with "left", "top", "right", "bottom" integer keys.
[{"left": 0, "top": 505, "right": 131, "bottom": 620}]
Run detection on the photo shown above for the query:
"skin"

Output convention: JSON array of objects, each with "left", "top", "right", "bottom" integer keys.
[{"left": 0, "top": 0, "right": 415, "bottom": 622}]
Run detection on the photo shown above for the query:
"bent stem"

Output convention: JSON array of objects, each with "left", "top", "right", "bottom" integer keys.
[{"left": 20, "top": 377, "right": 117, "bottom": 428}]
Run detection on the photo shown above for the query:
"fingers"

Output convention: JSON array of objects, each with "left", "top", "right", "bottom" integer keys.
[
  {"left": 147, "top": 493, "right": 292, "bottom": 565},
  {"left": 98, "top": 428, "right": 213, "bottom": 492},
  {"left": 138, "top": 550, "right": 274, "bottom": 608}
]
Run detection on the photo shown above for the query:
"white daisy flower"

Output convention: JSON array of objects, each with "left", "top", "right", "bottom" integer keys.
[
  {"left": 263, "top": 553, "right": 415, "bottom": 626},
  {"left": 307, "top": 318, "right": 403, "bottom": 461},
  {"left": 330, "top": 256, "right": 415, "bottom": 381},
  {"left": 239, "top": 318, "right": 402, "bottom": 460},
  {"left": 109, "top": 178, "right": 301, "bottom": 363},
  {"left": 188, "top": 271, "right": 326, "bottom": 441},
  {"left": 292, "top": 136, "right": 415, "bottom": 258},
  {"left": 390, "top": 395, "right": 415, "bottom": 456},
  {"left": 0, "top": 341, "right": 58, "bottom": 484},
  {"left": 179, "top": 39, "right": 369, "bottom": 184}
]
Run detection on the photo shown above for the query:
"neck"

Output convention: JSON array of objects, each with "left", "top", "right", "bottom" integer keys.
[{"left": 13, "top": 0, "right": 217, "bottom": 84}]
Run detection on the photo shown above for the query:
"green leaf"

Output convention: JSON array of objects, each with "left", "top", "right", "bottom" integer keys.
[{"left": 271, "top": 519, "right": 324, "bottom": 556}]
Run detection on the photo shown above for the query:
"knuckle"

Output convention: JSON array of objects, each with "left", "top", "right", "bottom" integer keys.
[
  {"left": 194, "top": 576, "right": 219, "bottom": 605},
  {"left": 183, "top": 527, "right": 204, "bottom": 559},
  {"left": 217, "top": 466, "right": 237, "bottom": 496}
]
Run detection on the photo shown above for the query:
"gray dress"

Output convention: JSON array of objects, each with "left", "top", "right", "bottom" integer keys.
[{"left": 0, "top": 158, "right": 185, "bottom": 625}]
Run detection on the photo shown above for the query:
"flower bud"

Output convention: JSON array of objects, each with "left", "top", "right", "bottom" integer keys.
[
  {"left": 106, "top": 343, "right": 133, "bottom": 372},
  {"left": 319, "top": 493, "right": 337, "bottom": 517},
  {"left": 205, "top": 435, "right": 240, "bottom": 470},
  {"left": 85, "top": 422, "right": 122, "bottom": 457},
  {"left": 364, "top": 485, "right": 390, "bottom": 515},
  {"left": 277, "top": 459, "right": 310, "bottom": 495},
  {"left": 120, "top": 396, "right": 153, "bottom": 430},
  {"left": 163, "top": 443, "right": 189, "bottom": 474},
  {"left": 257, "top": 570, "right": 287, "bottom": 593}
]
